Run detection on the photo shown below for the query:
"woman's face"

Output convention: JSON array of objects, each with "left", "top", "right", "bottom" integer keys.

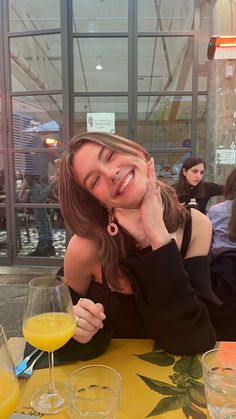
[
  {"left": 183, "top": 163, "right": 205, "bottom": 187},
  {"left": 72, "top": 142, "right": 148, "bottom": 209}
]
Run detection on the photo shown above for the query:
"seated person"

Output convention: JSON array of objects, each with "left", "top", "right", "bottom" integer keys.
[
  {"left": 57, "top": 132, "right": 236, "bottom": 361},
  {"left": 172, "top": 157, "right": 224, "bottom": 213},
  {"left": 207, "top": 168, "right": 236, "bottom": 258}
]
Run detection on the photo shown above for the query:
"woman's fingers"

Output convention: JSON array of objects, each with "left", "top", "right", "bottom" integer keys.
[{"left": 73, "top": 298, "right": 106, "bottom": 340}]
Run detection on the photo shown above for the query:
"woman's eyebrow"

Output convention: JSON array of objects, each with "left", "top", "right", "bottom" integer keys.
[{"left": 82, "top": 146, "right": 106, "bottom": 186}]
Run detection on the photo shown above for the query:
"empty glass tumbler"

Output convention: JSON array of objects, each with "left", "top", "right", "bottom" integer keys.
[
  {"left": 67, "top": 364, "right": 122, "bottom": 419},
  {"left": 202, "top": 349, "right": 236, "bottom": 419}
]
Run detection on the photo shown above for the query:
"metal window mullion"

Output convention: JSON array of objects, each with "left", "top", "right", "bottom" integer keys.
[
  {"left": 191, "top": 0, "right": 200, "bottom": 156},
  {"left": 8, "top": 28, "right": 61, "bottom": 38},
  {"left": 128, "top": 0, "right": 137, "bottom": 139}
]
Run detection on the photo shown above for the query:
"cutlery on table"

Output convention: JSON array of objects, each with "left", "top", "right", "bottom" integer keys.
[
  {"left": 17, "top": 350, "right": 44, "bottom": 379},
  {"left": 15, "top": 348, "right": 39, "bottom": 377}
]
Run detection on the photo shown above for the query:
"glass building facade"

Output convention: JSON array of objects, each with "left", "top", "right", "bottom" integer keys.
[{"left": 0, "top": 0, "right": 234, "bottom": 266}]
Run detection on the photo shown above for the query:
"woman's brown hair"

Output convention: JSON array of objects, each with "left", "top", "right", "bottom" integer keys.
[
  {"left": 224, "top": 168, "right": 236, "bottom": 239},
  {"left": 59, "top": 132, "right": 187, "bottom": 288}
]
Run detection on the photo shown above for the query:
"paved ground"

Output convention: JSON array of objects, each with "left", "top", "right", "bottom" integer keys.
[{"left": 0, "top": 266, "right": 57, "bottom": 338}]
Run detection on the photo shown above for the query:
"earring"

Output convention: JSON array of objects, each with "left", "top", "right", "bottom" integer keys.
[{"left": 107, "top": 208, "right": 118, "bottom": 236}]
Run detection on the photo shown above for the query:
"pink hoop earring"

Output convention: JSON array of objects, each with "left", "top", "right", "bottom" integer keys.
[{"left": 107, "top": 208, "right": 118, "bottom": 236}]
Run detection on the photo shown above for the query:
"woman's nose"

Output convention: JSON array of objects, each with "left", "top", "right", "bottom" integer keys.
[{"left": 106, "top": 168, "right": 120, "bottom": 184}]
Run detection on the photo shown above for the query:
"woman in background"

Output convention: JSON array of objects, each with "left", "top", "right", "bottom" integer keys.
[
  {"left": 207, "top": 167, "right": 236, "bottom": 257},
  {"left": 173, "top": 157, "right": 224, "bottom": 213}
]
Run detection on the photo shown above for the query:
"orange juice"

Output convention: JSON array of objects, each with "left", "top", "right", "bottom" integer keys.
[
  {"left": 0, "top": 368, "right": 20, "bottom": 418},
  {"left": 23, "top": 312, "right": 76, "bottom": 351}
]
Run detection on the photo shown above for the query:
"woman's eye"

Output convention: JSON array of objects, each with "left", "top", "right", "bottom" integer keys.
[
  {"left": 91, "top": 176, "right": 100, "bottom": 189},
  {"left": 107, "top": 151, "right": 115, "bottom": 161}
]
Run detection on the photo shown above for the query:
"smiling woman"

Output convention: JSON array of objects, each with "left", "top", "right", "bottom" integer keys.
[{"left": 58, "top": 132, "right": 236, "bottom": 361}]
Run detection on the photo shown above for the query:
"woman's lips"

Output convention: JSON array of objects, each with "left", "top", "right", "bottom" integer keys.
[{"left": 116, "top": 170, "right": 134, "bottom": 195}]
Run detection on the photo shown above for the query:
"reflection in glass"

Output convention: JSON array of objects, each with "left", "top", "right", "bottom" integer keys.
[
  {"left": 73, "top": 0, "right": 128, "bottom": 32},
  {"left": 14, "top": 146, "right": 62, "bottom": 257},
  {"left": 138, "top": 37, "right": 193, "bottom": 92},
  {"left": 74, "top": 96, "right": 128, "bottom": 137},
  {"left": 138, "top": 0, "right": 194, "bottom": 32},
  {"left": 198, "top": 2, "right": 211, "bottom": 91},
  {"left": 74, "top": 38, "right": 128, "bottom": 92},
  {"left": 0, "top": 99, "right": 3, "bottom": 149},
  {"left": 9, "top": 0, "right": 60, "bottom": 32},
  {"left": 137, "top": 95, "right": 192, "bottom": 149},
  {"left": 197, "top": 95, "right": 206, "bottom": 156},
  {"left": 10, "top": 35, "right": 62, "bottom": 92},
  {"left": 0, "top": 208, "right": 7, "bottom": 256},
  {"left": 16, "top": 208, "right": 65, "bottom": 257},
  {"left": 12, "top": 96, "right": 62, "bottom": 148}
]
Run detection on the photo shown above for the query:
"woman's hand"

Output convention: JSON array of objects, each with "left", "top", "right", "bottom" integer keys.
[
  {"left": 73, "top": 298, "right": 106, "bottom": 344},
  {"left": 115, "top": 158, "right": 171, "bottom": 250},
  {"left": 140, "top": 158, "right": 170, "bottom": 249}
]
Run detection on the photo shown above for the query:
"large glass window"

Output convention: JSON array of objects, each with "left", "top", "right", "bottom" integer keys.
[
  {"left": 138, "top": 37, "right": 193, "bottom": 92},
  {"left": 73, "top": 0, "right": 128, "bottom": 32},
  {"left": 10, "top": 35, "right": 62, "bottom": 92},
  {"left": 9, "top": 0, "right": 61, "bottom": 32},
  {"left": 74, "top": 96, "right": 128, "bottom": 137},
  {"left": 12, "top": 95, "right": 63, "bottom": 147},
  {"left": 138, "top": 0, "right": 194, "bottom": 32},
  {"left": 137, "top": 95, "right": 192, "bottom": 149},
  {"left": 74, "top": 38, "right": 128, "bottom": 92}
]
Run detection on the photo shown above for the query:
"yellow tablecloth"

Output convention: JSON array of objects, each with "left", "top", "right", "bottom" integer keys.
[{"left": 10, "top": 338, "right": 216, "bottom": 419}]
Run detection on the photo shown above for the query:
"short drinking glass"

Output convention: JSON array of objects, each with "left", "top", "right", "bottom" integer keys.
[
  {"left": 0, "top": 324, "right": 20, "bottom": 418},
  {"left": 202, "top": 349, "right": 236, "bottom": 419},
  {"left": 67, "top": 364, "right": 122, "bottom": 419}
]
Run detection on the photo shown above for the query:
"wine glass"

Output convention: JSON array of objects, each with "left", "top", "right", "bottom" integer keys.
[
  {"left": 23, "top": 275, "right": 76, "bottom": 414},
  {"left": 0, "top": 324, "right": 20, "bottom": 418}
]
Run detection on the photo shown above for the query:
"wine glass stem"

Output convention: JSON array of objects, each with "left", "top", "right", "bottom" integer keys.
[{"left": 48, "top": 351, "right": 57, "bottom": 393}]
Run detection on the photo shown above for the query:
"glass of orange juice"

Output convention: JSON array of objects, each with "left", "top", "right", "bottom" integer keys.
[
  {"left": 0, "top": 324, "right": 20, "bottom": 418},
  {"left": 23, "top": 275, "right": 76, "bottom": 414}
]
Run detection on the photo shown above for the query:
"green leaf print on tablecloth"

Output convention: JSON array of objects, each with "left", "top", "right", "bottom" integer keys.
[{"left": 135, "top": 344, "right": 207, "bottom": 418}]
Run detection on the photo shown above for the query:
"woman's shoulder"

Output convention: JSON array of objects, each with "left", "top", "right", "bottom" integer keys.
[
  {"left": 185, "top": 208, "right": 212, "bottom": 257},
  {"left": 64, "top": 235, "right": 100, "bottom": 295},
  {"left": 66, "top": 234, "right": 99, "bottom": 263}
]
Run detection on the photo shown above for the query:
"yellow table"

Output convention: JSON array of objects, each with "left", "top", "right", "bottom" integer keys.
[{"left": 10, "top": 339, "right": 236, "bottom": 419}]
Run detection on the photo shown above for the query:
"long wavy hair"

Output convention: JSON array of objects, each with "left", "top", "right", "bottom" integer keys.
[
  {"left": 59, "top": 132, "right": 187, "bottom": 287},
  {"left": 175, "top": 157, "right": 206, "bottom": 199},
  {"left": 224, "top": 168, "right": 236, "bottom": 239}
]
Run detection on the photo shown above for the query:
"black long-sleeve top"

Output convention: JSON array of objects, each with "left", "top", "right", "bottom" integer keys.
[{"left": 173, "top": 181, "right": 224, "bottom": 213}]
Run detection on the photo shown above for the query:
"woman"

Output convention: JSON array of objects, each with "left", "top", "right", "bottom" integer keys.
[
  {"left": 58, "top": 132, "right": 233, "bottom": 360},
  {"left": 173, "top": 157, "right": 224, "bottom": 213},
  {"left": 207, "top": 168, "right": 236, "bottom": 257}
]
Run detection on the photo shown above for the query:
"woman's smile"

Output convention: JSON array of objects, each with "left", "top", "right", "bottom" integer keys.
[{"left": 72, "top": 142, "right": 148, "bottom": 209}]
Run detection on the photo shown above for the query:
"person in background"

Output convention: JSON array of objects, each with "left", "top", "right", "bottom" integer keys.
[
  {"left": 207, "top": 168, "right": 236, "bottom": 258},
  {"left": 173, "top": 157, "right": 224, "bottom": 213},
  {"left": 56, "top": 131, "right": 236, "bottom": 362},
  {"left": 18, "top": 131, "right": 60, "bottom": 256}
]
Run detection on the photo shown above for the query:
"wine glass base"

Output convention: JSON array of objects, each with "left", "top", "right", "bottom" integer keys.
[{"left": 30, "top": 381, "right": 67, "bottom": 414}]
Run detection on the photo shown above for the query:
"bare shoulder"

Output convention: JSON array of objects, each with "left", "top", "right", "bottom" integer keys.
[
  {"left": 64, "top": 234, "right": 99, "bottom": 295},
  {"left": 185, "top": 208, "right": 212, "bottom": 258}
]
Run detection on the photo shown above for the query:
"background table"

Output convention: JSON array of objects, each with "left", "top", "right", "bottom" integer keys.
[{"left": 9, "top": 338, "right": 236, "bottom": 419}]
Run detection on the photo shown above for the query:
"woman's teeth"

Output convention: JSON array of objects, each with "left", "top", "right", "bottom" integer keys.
[{"left": 117, "top": 172, "right": 134, "bottom": 194}]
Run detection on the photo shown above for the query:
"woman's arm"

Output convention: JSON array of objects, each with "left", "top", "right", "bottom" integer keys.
[
  {"left": 63, "top": 235, "right": 110, "bottom": 347},
  {"left": 121, "top": 240, "right": 216, "bottom": 355}
]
